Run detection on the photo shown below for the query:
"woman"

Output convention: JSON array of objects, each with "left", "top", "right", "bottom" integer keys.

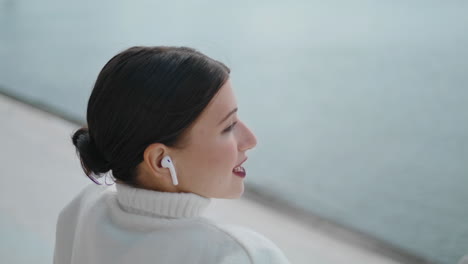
[{"left": 54, "top": 46, "right": 290, "bottom": 264}]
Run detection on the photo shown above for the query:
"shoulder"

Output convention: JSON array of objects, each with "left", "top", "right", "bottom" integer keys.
[
  {"left": 57, "top": 183, "right": 111, "bottom": 221},
  {"left": 202, "top": 222, "right": 290, "bottom": 264},
  {"left": 54, "top": 183, "right": 110, "bottom": 263},
  {"left": 125, "top": 219, "right": 290, "bottom": 264}
]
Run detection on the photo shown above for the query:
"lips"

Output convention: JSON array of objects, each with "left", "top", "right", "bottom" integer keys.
[
  {"left": 232, "top": 158, "right": 247, "bottom": 178},
  {"left": 233, "top": 166, "right": 246, "bottom": 178}
]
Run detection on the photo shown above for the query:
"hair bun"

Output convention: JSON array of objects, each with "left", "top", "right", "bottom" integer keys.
[{"left": 72, "top": 127, "right": 111, "bottom": 177}]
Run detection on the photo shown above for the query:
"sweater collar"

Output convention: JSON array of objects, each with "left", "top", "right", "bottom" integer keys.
[{"left": 115, "top": 182, "right": 211, "bottom": 218}]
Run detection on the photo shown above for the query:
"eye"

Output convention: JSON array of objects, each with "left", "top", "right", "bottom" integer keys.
[{"left": 223, "top": 121, "right": 238, "bottom": 133}]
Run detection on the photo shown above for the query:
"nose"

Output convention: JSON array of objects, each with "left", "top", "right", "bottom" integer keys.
[{"left": 238, "top": 120, "right": 257, "bottom": 152}]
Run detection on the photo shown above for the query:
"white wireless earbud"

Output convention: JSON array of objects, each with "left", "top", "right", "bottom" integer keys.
[{"left": 161, "top": 155, "right": 178, "bottom": 186}]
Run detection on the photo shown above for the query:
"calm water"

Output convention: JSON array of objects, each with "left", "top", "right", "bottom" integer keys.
[{"left": 1, "top": 1, "right": 468, "bottom": 263}]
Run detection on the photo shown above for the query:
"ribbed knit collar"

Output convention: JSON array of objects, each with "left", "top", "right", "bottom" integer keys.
[{"left": 115, "top": 182, "right": 211, "bottom": 219}]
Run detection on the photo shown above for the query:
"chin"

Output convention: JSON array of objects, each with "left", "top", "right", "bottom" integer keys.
[{"left": 224, "top": 184, "right": 244, "bottom": 199}]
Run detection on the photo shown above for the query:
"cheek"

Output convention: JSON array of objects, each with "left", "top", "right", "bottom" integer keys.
[
  {"left": 178, "top": 134, "right": 240, "bottom": 198},
  {"left": 211, "top": 137, "right": 238, "bottom": 169},
  {"left": 203, "top": 137, "right": 238, "bottom": 175},
  {"left": 182, "top": 136, "right": 237, "bottom": 175}
]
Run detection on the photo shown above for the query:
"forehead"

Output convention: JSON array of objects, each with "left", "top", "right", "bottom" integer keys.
[
  {"left": 190, "top": 80, "right": 237, "bottom": 131},
  {"left": 203, "top": 80, "right": 236, "bottom": 121},
  {"left": 175, "top": 79, "right": 237, "bottom": 145}
]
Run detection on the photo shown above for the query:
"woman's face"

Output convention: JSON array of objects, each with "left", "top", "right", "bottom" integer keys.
[{"left": 170, "top": 79, "right": 257, "bottom": 198}]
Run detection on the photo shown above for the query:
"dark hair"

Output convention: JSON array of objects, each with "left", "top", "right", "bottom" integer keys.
[{"left": 71, "top": 46, "right": 230, "bottom": 186}]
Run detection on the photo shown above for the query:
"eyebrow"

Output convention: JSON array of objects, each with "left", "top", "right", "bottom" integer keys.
[{"left": 218, "top": 107, "right": 238, "bottom": 125}]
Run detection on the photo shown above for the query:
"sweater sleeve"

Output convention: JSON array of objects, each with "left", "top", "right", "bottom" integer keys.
[{"left": 217, "top": 224, "right": 291, "bottom": 264}]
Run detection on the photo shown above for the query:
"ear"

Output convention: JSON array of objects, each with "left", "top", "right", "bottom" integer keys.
[{"left": 142, "top": 143, "right": 171, "bottom": 180}]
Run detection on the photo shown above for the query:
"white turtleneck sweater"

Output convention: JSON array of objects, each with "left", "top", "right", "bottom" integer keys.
[{"left": 53, "top": 183, "right": 290, "bottom": 264}]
